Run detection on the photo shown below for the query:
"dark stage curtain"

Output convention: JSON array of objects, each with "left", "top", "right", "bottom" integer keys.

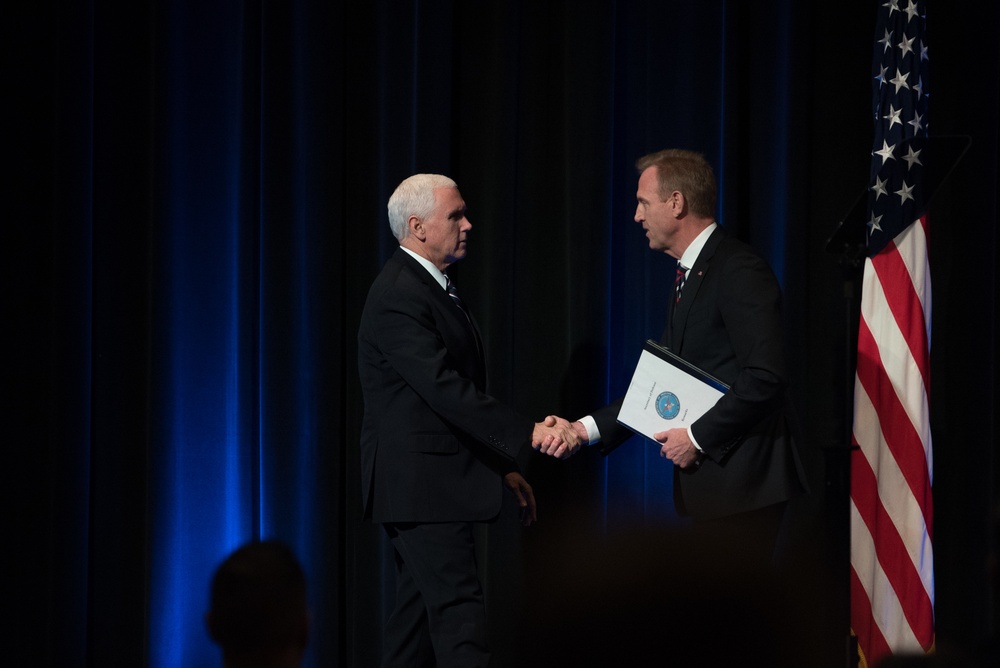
[{"left": 9, "top": 1, "right": 998, "bottom": 666}]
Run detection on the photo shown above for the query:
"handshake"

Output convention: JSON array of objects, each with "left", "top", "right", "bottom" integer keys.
[{"left": 531, "top": 415, "right": 589, "bottom": 460}]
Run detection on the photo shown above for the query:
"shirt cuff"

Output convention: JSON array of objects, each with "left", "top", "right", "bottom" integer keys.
[
  {"left": 578, "top": 415, "right": 601, "bottom": 445},
  {"left": 688, "top": 426, "right": 704, "bottom": 452}
]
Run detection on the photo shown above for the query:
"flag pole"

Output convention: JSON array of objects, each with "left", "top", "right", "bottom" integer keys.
[{"left": 825, "top": 194, "right": 866, "bottom": 668}]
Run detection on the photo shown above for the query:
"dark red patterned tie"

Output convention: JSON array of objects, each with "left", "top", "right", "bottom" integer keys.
[{"left": 674, "top": 264, "right": 688, "bottom": 304}]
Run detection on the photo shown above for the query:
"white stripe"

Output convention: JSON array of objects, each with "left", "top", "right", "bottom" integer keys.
[
  {"left": 889, "top": 222, "right": 934, "bottom": 481},
  {"left": 894, "top": 219, "right": 932, "bottom": 347},
  {"left": 858, "top": 259, "right": 933, "bottom": 476},
  {"left": 851, "top": 500, "right": 922, "bottom": 653},
  {"left": 853, "top": 375, "right": 935, "bottom": 607},
  {"left": 853, "top": 231, "right": 936, "bottom": 654}
]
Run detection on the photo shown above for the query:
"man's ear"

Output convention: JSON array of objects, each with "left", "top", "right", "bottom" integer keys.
[
  {"left": 408, "top": 215, "right": 425, "bottom": 240},
  {"left": 669, "top": 191, "right": 688, "bottom": 218}
]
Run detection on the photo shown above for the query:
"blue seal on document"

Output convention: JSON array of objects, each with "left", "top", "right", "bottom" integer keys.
[{"left": 655, "top": 391, "right": 680, "bottom": 420}]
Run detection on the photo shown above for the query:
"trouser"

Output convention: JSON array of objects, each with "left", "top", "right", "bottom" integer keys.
[
  {"left": 381, "top": 521, "right": 489, "bottom": 668},
  {"left": 691, "top": 501, "right": 787, "bottom": 570}
]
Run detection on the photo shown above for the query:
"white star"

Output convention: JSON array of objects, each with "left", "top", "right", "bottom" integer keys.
[
  {"left": 898, "top": 34, "right": 916, "bottom": 58},
  {"left": 883, "top": 0, "right": 900, "bottom": 17},
  {"left": 920, "top": 41, "right": 929, "bottom": 61},
  {"left": 913, "top": 76, "right": 924, "bottom": 99},
  {"left": 874, "top": 140, "right": 896, "bottom": 167},
  {"left": 874, "top": 64, "right": 889, "bottom": 87},
  {"left": 868, "top": 212, "right": 884, "bottom": 233},
  {"left": 902, "top": 145, "right": 923, "bottom": 170},
  {"left": 872, "top": 176, "right": 889, "bottom": 200},
  {"left": 883, "top": 105, "right": 902, "bottom": 129},
  {"left": 908, "top": 111, "right": 925, "bottom": 134},
  {"left": 878, "top": 28, "right": 893, "bottom": 53},
  {"left": 904, "top": 0, "right": 919, "bottom": 22},
  {"left": 896, "top": 180, "right": 915, "bottom": 204},
  {"left": 890, "top": 68, "right": 910, "bottom": 93}
]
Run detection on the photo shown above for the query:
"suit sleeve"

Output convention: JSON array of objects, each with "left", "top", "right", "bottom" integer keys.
[
  {"left": 692, "top": 251, "right": 788, "bottom": 460},
  {"left": 371, "top": 277, "right": 534, "bottom": 462}
]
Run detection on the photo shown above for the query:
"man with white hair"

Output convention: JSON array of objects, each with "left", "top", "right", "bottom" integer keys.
[{"left": 357, "top": 173, "right": 577, "bottom": 667}]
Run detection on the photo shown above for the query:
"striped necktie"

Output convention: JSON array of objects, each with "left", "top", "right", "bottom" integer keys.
[
  {"left": 445, "top": 275, "right": 469, "bottom": 318},
  {"left": 445, "top": 275, "right": 483, "bottom": 360},
  {"left": 674, "top": 264, "right": 688, "bottom": 304}
]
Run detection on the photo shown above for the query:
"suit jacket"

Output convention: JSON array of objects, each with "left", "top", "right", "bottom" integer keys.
[
  {"left": 593, "top": 227, "right": 807, "bottom": 520},
  {"left": 357, "top": 248, "right": 533, "bottom": 523}
]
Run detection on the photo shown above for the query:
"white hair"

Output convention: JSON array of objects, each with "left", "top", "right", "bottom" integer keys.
[{"left": 387, "top": 174, "right": 458, "bottom": 241}]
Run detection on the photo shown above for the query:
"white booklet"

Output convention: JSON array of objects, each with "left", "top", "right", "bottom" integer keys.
[{"left": 616, "top": 340, "right": 729, "bottom": 440}]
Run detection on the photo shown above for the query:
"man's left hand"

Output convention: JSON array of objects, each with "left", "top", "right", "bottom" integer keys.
[
  {"left": 654, "top": 428, "right": 699, "bottom": 469},
  {"left": 503, "top": 471, "right": 537, "bottom": 526}
]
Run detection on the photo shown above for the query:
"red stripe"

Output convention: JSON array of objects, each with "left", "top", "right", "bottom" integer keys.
[
  {"left": 852, "top": 237, "right": 936, "bottom": 661},
  {"left": 869, "top": 234, "right": 931, "bottom": 394},
  {"left": 851, "top": 565, "right": 892, "bottom": 666},
  {"left": 854, "top": 318, "right": 934, "bottom": 532},
  {"left": 850, "top": 446, "right": 935, "bottom": 647},
  {"left": 858, "top": 1, "right": 935, "bottom": 659}
]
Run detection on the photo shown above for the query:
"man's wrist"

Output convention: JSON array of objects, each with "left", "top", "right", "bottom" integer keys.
[
  {"left": 688, "top": 426, "right": 703, "bottom": 453},
  {"left": 576, "top": 416, "right": 600, "bottom": 445}
]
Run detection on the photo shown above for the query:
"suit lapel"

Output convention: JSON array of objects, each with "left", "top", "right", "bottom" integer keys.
[
  {"left": 669, "top": 227, "right": 724, "bottom": 353},
  {"left": 393, "top": 248, "right": 487, "bottom": 380},
  {"left": 449, "top": 292, "right": 487, "bottom": 383}
]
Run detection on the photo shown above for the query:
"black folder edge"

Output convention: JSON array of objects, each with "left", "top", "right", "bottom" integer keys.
[
  {"left": 641, "top": 340, "right": 730, "bottom": 393},
  {"left": 614, "top": 340, "right": 730, "bottom": 435}
]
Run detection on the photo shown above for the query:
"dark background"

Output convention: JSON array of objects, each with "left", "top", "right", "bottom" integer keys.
[{"left": 7, "top": 1, "right": 998, "bottom": 666}]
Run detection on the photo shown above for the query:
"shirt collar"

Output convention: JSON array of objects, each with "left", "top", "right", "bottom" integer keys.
[
  {"left": 400, "top": 246, "right": 448, "bottom": 290},
  {"left": 678, "top": 221, "right": 718, "bottom": 272}
]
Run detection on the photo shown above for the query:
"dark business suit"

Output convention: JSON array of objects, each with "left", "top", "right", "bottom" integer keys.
[
  {"left": 592, "top": 227, "right": 807, "bottom": 528},
  {"left": 358, "top": 247, "right": 533, "bottom": 666}
]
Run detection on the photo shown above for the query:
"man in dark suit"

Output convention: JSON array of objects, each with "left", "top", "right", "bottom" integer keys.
[
  {"left": 537, "top": 149, "right": 807, "bottom": 567},
  {"left": 358, "top": 173, "right": 579, "bottom": 667}
]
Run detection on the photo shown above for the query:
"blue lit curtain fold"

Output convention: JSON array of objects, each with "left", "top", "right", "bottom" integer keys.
[{"left": 147, "top": 3, "right": 255, "bottom": 665}]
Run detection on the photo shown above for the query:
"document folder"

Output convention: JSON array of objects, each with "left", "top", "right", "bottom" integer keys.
[{"left": 616, "top": 340, "right": 729, "bottom": 441}]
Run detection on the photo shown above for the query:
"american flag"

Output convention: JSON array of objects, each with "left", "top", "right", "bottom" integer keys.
[{"left": 850, "top": 1, "right": 934, "bottom": 666}]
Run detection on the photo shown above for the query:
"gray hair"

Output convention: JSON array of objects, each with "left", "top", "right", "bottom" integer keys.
[{"left": 387, "top": 174, "right": 458, "bottom": 241}]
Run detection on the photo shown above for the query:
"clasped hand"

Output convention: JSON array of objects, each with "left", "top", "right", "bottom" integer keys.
[{"left": 532, "top": 415, "right": 587, "bottom": 460}]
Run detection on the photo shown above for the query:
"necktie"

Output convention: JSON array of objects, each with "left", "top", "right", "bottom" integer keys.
[
  {"left": 674, "top": 264, "right": 688, "bottom": 304},
  {"left": 445, "top": 275, "right": 483, "bottom": 360},
  {"left": 445, "top": 275, "right": 469, "bottom": 318}
]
